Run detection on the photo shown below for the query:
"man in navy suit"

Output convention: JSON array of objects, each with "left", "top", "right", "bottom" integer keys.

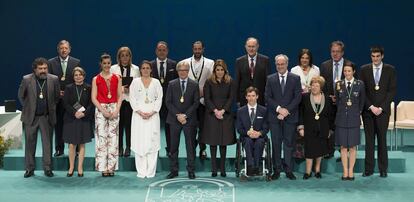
[
  {"left": 165, "top": 61, "right": 200, "bottom": 179},
  {"left": 48, "top": 40, "right": 81, "bottom": 157},
  {"left": 237, "top": 87, "right": 269, "bottom": 176},
  {"left": 150, "top": 41, "right": 178, "bottom": 157},
  {"left": 265, "top": 54, "right": 302, "bottom": 180}
]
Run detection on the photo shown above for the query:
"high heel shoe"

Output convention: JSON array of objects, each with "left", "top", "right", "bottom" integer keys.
[
  {"left": 212, "top": 172, "right": 217, "bottom": 177},
  {"left": 303, "top": 173, "right": 312, "bottom": 180},
  {"left": 78, "top": 172, "right": 84, "bottom": 177},
  {"left": 67, "top": 172, "right": 74, "bottom": 177}
]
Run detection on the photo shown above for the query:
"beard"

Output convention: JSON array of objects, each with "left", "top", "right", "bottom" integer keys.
[{"left": 37, "top": 73, "right": 47, "bottom": 79}]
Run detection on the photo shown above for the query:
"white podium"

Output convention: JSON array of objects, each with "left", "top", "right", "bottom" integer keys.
[{"left": 0, "top": 106, "right": 22, "bottom": 149}]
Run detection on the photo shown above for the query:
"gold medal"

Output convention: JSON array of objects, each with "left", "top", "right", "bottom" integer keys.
[
  {"left": 180, "top": 96, "right": 184, "bottom": 103},
  {"left": 107, "top": 94, "right": 112, "bottom": 99},
  {"left": 39, "top": 92, "right": 44, "bottom": 99},
  {"left": 375, "top": 85, "right": 380, "bottom": 90},
  {"left": 336, "top": 82, "right": 341, "bottom": 91},
  {"left": 249, "top": 126, "right": 254, "bottom": 132},
  {"left": 347, "top": 99, "right": 352, "bottom": 106},
  {"left": 145, "top": 96, "right": 149, "bottom": 104},
  {"left": 61, "top": 76, "right": 65, "bottom": 81},
  {"left": 315, "top": 114, "right": 320, "bottom": 120},
  {"left": 160, "top": 78, "right": 164, "bottom": 84}
]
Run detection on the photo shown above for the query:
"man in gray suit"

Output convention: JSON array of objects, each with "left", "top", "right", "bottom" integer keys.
[
  {"left": 48, "top": 40, "right": 81, "bottom": 157},
  {"left": 18, "top": 57, "right": 60, "bottom": 178},
  {"left": 165, "top": 61, "right": 200, "bottom": 179}
]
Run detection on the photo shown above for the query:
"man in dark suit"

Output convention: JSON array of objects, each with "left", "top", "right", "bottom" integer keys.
[
  {"left": 235, "top": 37, "right": 271, "bottom": 107},
  {"left": 320, "top": 40, "right": 355, "bottom": 159},
  {"left": 236, "top": 87, "right": 269, "bottom": 176},
  {"left": 48, "top": 40, "right": 81, "bottom": 157},
  {"left": 151, "top": 41, "right": 178, "bottom": 157},
  {"left": 265, "top": 54, "right": 302, "bottom": 180},
  {"left": 18, "top": 57, "right": 60, "bottom": 178},
  {"left": 165, "top": 61, "right": 200, "bottom": 179},
  {"left": 359, "top": 46, "right": 397, "bottom": 178}
]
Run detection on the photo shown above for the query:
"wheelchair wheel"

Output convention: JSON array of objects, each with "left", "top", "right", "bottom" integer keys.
[
  {"left": 265, "top": 138, "right": 273, "bottom": 180},
  {"left": 235, "top": 139, "right": 242, "bottom": 178}
]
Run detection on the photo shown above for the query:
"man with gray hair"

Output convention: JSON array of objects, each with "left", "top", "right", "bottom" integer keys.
[
  {"left": 165, "top": 61, "right": 200, "bottom": 179},
  {"left": 265, "top": 54, "right": 302, "bottom": 180},
  {"left": 235, "top": 37, "right": 271, "bottom": 106},
  {"left": 48, "top": 40, "right": 81, "bottom": 157}
]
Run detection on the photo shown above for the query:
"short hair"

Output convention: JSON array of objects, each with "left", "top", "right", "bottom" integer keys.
[
  {"left": 245, "top": 37, "right": 259, "bottom": 46},
  {"left": 210, "top": 59, "right": 232, "bottom": 84},
  {"left": 330, "top": 40, "right": 345, "bottom": 51},
  {"left": 57, "top": 40, "right": 71, "bottom": 51},
  {"left": 343, "top": 61, "right": 355, "bottom": 71},
  {"left": 370, "top": 45, "right": 384, "bottom": 55},
  {"left": 72, "top": 66, "right": 86, "bottom": 78},
  {"left": 156, "top": 41, "right": 169, "bottom": 49},
  {"left": 32, "top": 57, "right": 49, "bottom": 70},
  {"left": 193, "top": 41, "right": 204, "bottom": 48},
  {"left": 275, "top": 54, "right": 289, "bottom": 64},
  {"left": 116, "top": 46, "right": 132, "bottom": 66},
  {"left": 100, "top": 53, "right": 111, "bottom": 62},
  {"left": 297, "top": 48, "right": 313, "bottom": 67},
  {"left": 176, "top": 61, "right": 190, "bottom": 71},
  {"left": 245, "top": 86, "right": 259, "bottom": 96},
  {"left": 310, "top": 76, "right": 326, "bottom": 89}
]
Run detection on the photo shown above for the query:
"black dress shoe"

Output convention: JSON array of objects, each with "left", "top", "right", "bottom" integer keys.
[
  {"left": 188, "top": 172, "right": 196, "bottom": 179},
  {"left": 54, "top": 151, "right": 63, "bottom": 157},
  {"left": 199, "top": 150, "right": 207, "bottom": 160},
  {"left": 78, "top": 173, "right": 84, "bottom": 177},
  {"left": 271, "top": 172, "right": 280, "bottom": 180},
  {"left": 380, "top": 171, "right": 388, "bottom": 178},
  {"left": 348, "top": 176, "right": 355, "bottom": 181},
  {"left": 341, "top": 176, "right": 348, "bottom": 181},
  {"left": 303, "top": 173, "right": 312, "bottom": 180},
  {"left": 212, "top": 172, "right": 217, "bottom": 177},
  {"left": 286, "top": 172, "right": 297, "bottom": 180},
  {"left": 124, "top": 148, "right": 131, "bottom": 157},
  {"left": 44, "top": 170, "right": 54, "bottom": 177},
  {"left": 315, "top": 172, "right": 322, "bottom": 179},
  {"left": 221, "top": 172, "right": 227, "bottom": 177},
  {"left": 166, "top": 172, "right": 178, "bottom": 179},
  {"left": 362, "top": 171, "right": 374, "bottom": 177},
  {"left": 24, "top": 170, "right": 34, "bottom": 178}
]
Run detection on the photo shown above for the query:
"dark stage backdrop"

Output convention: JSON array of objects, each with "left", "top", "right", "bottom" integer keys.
[{"left": 1, "top": 0, "right": 413, "bottom": 107}]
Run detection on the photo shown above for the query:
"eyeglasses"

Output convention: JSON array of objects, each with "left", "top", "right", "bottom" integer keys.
[{"left": 178, "top": 69, "right": 189, "bottom": 72}]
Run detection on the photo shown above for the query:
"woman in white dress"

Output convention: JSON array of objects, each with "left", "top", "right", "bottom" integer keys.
[
  {"left": 129, "top": 60, "right": 163, "bottom": 178},
  {"left": 291, "top": 49, "right": 320, "bottom": 93}
]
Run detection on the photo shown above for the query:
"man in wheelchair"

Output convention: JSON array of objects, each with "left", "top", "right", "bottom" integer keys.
[{"left": 236, "top": 87, "right": 270, "bottom": 176}]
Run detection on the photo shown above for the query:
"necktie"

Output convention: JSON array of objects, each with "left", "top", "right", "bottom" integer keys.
[
  {"left": 374, "top": 67, "right": 380, "bottom": 85},
  {"left": 347, "top": 81, "right": 351, "bottom": 92},
  {"left": 249, "top": 58, "right": 255, "bottom": 79},
  {"left": 334, "top": 62, "right": 339, "bottom": 81},
  {"left": 122, "top": 67, "right": 127, "bottom": 77},
  {"left": 250, "top": 108, "right": 255, "bottom": 123},
  {"left": 61, "top": 60, "right": 67, "bottom": 76},
  {"left": 281, "top": 75, "right": 286, "bottom": 95},
  {"left": 160, "top": 61, "right": 165, "bottom": 79},
  {"left": 181, "top": 80, "right": 186, "bottom": 93}
]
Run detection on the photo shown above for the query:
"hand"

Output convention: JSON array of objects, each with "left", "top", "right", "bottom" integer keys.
[
  {"left": 110, "top": 110, "right": 119, "bottom": 119},
  {"left": 74, "top": 111, "right": 84, "bottom": 119},
  {"left": 277, "top": 114, "right": 285, "bottom": 120},
  {"left": 371, "top": 106, "right": 383, "bottom": 116},
  {"left": 60, "top": 91, "right": 64, "bottom": 97},
  {"left": 330, "top": 95, "right": 336, "bottom": 103},
  {"left": 123, "top": 87, "right": 129, "bottom": 94},
  {"left": 278, "top": 108, "right": 289, "bottom": 117}
]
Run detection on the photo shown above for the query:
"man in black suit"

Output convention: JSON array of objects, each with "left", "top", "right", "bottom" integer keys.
[
  {"left": 48, "top": 40, "right": 81, "bottom": 157},
  {"left": 235, "top": 37, "right": 271, "bottom": 107},
  {"left": 165, "top": 61, "right": 200, "bottom": 179},
  {"left": 359, "top": 46, "right": 397, "bottom": 178},
  {"left": 18, "top": 57, "right": 60, "bottom": 178},
  {"left": 236, "top": 87, "right": 269, "bottom": 176},
  {"left": 265, "top": 54, "right": 302, "bottom": 180},
  {"left": 150, "top": 41, "right": 178, "bottom": 157},
  {"left": 320, "top": 40, "right": 354, "bottom": 159}
]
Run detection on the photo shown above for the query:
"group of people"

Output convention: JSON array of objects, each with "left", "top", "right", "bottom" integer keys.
[{"left": 18, "top": 38, "right": 396, "bottom": 181}]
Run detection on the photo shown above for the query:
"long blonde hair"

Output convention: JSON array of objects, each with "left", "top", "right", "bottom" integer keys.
[{"left": 209, "top": 59, "right": 231, "bottom": 84}]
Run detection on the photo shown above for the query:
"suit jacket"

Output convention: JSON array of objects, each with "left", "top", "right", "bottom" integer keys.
[
  {"left": 62, "top": 83, "right": 94, "bottom": 122},
  {"left": 236, "top": 104, "right": 269, "bottom": 138},
  {"left": 334, "top": 79, "right": 365, "bottom": 128},
  {"left": 359, "top": 63, "right": 396, "bottom": 115},
  {"left": 165, "top": 78, "right": 200, "bottom": 126},
  {"left": 48, "top": 56, "right": 81, "bottom": 91},
  {"left": 264, "top": 72, "right": 302, "bottom": 124},
  {"left": 235, "top": 53, "right": 271, "bottom": 106},
  {"left": 18, "top": 73, "right": 60, "bottom": 125},
  {"left": 320, "top": 58, "right": 355, "bottom": 96},
  {"left": 151, "top": 58, "right": 178, "bottom": 118}
]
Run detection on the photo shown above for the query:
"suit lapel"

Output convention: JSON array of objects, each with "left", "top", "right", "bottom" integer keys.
[
  {"left": 55, "top": 57, "right": 63, "bottom": 76},
  {"left": 47, "top": 75, "right": 53, "bottom": 101},
  {"left": 30, "top": 74, "right": 37, "bottom": 100}
]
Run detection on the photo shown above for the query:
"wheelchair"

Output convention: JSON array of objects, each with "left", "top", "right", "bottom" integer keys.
[{"left": 234, "top": 135, "right": 272, "bottom": 181}]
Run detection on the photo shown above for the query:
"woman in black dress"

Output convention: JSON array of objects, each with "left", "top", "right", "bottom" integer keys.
[
  {"left": 298, "top": 76, "right": 334, "bottom": 179},
  {"left": 200, "top": 59, "right": 236, "bottom": 177},
  {"left": 62, "top": 67, "right": 94, "bottom": 177}
]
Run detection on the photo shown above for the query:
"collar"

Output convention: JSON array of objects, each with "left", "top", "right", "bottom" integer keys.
[
  {"left": 373, "top": 62, "right": 383, "bottom": 70},
  {"left": 278, "top": 71, "right": 288, "bottom": 77},
  {"left": 248, "top": 54, "right": 257, "bottom": 61},
  {"left": 247, "top": 103, "right": 257, "bottom": 110},
  {"left": 157, "top": 58, "right": 167, "bottom": 63},
  {"left": 345, "top": 77, "right": 355, "bottom": 84},
  {"left": 60, "top": 56, "right": 69, "bottom": 63},
  {"left": 333, "top": 58, "right": 344, "bottom": 66},
  {"left": 180, "top": 78, "right": 188, "bottom": 83},
  {"left": 191, "top": 55, "right": 204, "bottom": 62}
]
